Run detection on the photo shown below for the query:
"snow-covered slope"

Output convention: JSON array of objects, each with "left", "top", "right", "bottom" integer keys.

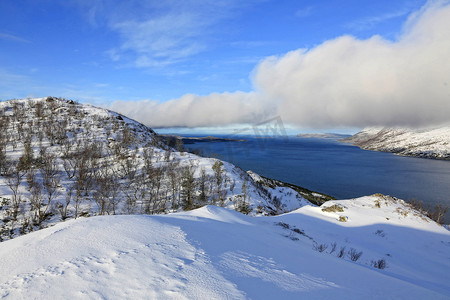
[
  {"left": 0, "top": 97, "right": 326, "bottom": 242},
  {"left": 343, "top": 127, "right": 450, "bottom": 159},
  {"left": 0, "top": 197, "right": 449, "bottom": 299}
]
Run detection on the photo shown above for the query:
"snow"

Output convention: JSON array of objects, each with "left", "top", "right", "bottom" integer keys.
[
  {"left": 0, "top": 198, "right": 449, "bottom": 299},
  {"left": 344, "top": 127, "right": 450, "bottom": 159},
  {"left": 1, "top": 98, "right": 449, "bottom": 299}
]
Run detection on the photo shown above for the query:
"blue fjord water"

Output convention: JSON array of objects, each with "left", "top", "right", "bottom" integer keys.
[{"left": 184, "top": 135, "right": 450, "bottom": 223}]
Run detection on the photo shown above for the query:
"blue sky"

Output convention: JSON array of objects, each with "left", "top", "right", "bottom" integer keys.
[{"left": 1, "top": 0, "right": 449, "bottom": 132}]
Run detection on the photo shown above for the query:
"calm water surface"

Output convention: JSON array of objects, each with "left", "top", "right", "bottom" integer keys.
[{"left": 184, "top": 135, "right": 450, "bottom": 223}]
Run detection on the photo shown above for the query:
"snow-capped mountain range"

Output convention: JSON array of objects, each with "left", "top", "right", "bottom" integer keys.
[{"left": 343, "top": 127, "right": 450, "bottom": 160}]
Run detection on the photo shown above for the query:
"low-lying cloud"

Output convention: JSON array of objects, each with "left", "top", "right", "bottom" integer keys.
[
  {"left": 111, "top": 92, "right": 275, "bottom": 128},
  {"left": 110, "top": 1, "right": 450, "bottom": 129}
]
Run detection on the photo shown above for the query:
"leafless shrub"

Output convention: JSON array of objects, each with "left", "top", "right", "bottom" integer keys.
[
  {"left": 313, "top": 243, "right": 328, "bottom": 253},
  {"left": 329, "top": 242, "right": 337, "bottom": 254},
  {"left": 371, "top": 259, "right": 387, "bottom": 269},
  {"left": 290, "top": 229, "right": 303, "bottom": 238},
  {"left": 348, "top": 248, "right": 363, "bottom": 262},
  {"left": 276, "top": 222, "right": 290, "bottom": 229},
  {"left": 374, "top": 229, "right": 385, "bottom": 237}
]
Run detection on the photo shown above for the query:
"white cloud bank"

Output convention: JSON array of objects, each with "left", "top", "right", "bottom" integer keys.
[
  {"left": 111, "top": 92, "right": 275, "bottom": 128},
  {"left": 111, "top": 1, "right": 450, "bottom": 129}
]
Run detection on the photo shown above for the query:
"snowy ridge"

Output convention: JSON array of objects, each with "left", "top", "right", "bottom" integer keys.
[
  {"left": 343, "top": 127, "right": 450, "bottom": 159},
  {"left": 0, "top": 197, "right": 448, "bottom": 299}
]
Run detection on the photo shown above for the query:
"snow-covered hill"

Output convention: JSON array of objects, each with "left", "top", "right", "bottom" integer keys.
[
  {"left": 0, "top": 97, "right": 328, "bottom": 242},
  {"left": 0, "top": 196, "right": 449, "bottom": 299},
  {"left": 343, "top": 127, "right": 450, "bottom": 160}
]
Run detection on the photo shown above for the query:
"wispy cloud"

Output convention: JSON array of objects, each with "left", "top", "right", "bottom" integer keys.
[
  {"left": 345, "top": 6, "right": 414, "bottom": 31},
  {"left": 295, "top": 6, "right": 314, "bottom": 18},
  {"left": 230, "top": 40, "right": 276, "bottom": 49},
  {"left": 0, "top": 32, "right": 30, "bottom": 43},
  {"left": 0, "top": 69, "right": 31, "bottom": 99},
  {"left": 111, "top": 12, "right": 207, "bottom": 67},
  {"left": 76, "top": 0, "right": 262, "bottom": 68}
]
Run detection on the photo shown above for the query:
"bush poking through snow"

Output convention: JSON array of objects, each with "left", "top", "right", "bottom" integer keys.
[
  {"left": 348, "top": 248, "right": 363, "bottom": 262},
  {"left": 374, "top": 229, "right": 385, "bottom": 237},
  {"left": 276, "top": 222, "right": 290, "bottom": 229},
  {"left": 321, "top": 204, "right": 344, "bottom": 212},
  {"left": 313, "top": 243, "right": 328, "bottom": 253},
  {"left": 339, "top": 216, "right": 348, "bottom": 222},
  {"left": 337, "top": 246, "right": 346, "bottom": 258},
  {"left": 329, "top": 242, "right": 337, "bottom": 254},
  {"left": 371, "top": 259, "right": 387, "bottom": 269},
  {"left": 292, "top": 228, "right": 304, "bottom": 235}
]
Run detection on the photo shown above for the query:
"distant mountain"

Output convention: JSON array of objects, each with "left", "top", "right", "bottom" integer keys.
[
  {"left": 161, "top": 135, "right": 246, "bottom": 145},
  {"left": 343, "top": 127, "right": 450, "bottom": 160}
]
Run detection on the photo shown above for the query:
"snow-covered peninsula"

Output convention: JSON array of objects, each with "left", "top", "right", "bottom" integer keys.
[{"left": 343, "top": 127, "right": 450, "bottom": 160}]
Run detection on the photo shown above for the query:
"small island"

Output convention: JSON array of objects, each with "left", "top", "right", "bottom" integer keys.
[{"left": 161, "top": 135, "right": 246, "bottom": 145}]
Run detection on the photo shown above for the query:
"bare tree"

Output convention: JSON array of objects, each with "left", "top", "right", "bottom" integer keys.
[
  {"left": 26, "top": 169, "right": 43, "bottom": 224},
  {"left": 198, "top": 168, "right": 208, "bottom": 205},
  {"left": 124, "top": 173, "right": 144, "bottom": 214},
  {"left": 39, "top": 154, "right": 61, "bottom": 224},
  {"left": 57, "top": 186, "right": 72, "bottom": 220},
  {"left": 18, "top": 138, "right": 34, "bottom": 172},
  {"left": 428, "top": 203, "right": 449, "bottom": 224},
  {"left": 167, "top": 160, "right": 181, "bottom": 211},
  {"left": 73, "top": 181, "right": 83, "bottom": 219},
  {"left": 212, "top": 160, "right": 225, "bottom": 205},
  {"left": 181, "top": 165, "right": 196, "bottom": 211},
  {"left": 150, "top": 166, "right": 165, "bottom": 214},
  {"left": 6, "top": 163, "right": 24, "bottom": 220},
  {"left": 109, "top": 174, "right": 121, "bottom": 215},
  {"left": 0, "top": 141, "right": 9, "bottom": 175}
]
